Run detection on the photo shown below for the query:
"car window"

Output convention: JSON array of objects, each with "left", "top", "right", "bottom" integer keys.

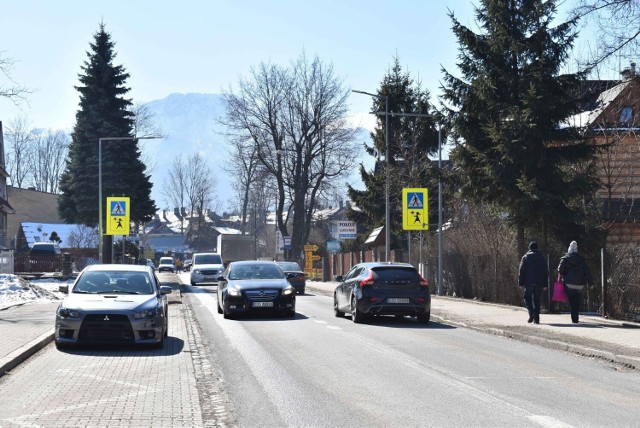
[
  {"left": 344, "top": 266, "right": 363, "bottom": 281},
  {"left": 278, "top": 262, "right": 301, "bottom": 271},
  {"left": 159, "top": 258, "right": 173, "bottom": 265},
  {"left": 371, "top": 267, "right": 420, "bottom": 284},
  {"left": 73, "top": 271, "right": 154, "bottom": 294},
  {"left": 30, "top": 244, "right": 60, "bottom": 255},
  {"left": 229, "top": 264, "right": 283, "bottom": 280},
  {"left": 194, "top": 254, "right": 222, "bottom": 264}
]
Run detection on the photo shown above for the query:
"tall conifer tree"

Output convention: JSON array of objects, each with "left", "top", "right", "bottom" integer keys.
[
  {"left": 442, "top": 0, "right": 600, "bottom": 254},
  {"left": 58, "top": 24, "right": 156, "bottom": 262},
  {"left": 348, "top": 57, "right": 439, "bottom": 249}
]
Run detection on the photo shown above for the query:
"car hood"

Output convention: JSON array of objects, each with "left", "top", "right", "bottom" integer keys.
[
  {"left": 61, "top": 293, "right": 158, "bottom": 311},
  {"left": 228, "top": 279, "right": 290, "bottom": 289},
  {"left": 193, "top": 264, "right": 224, "bottom": 270}
]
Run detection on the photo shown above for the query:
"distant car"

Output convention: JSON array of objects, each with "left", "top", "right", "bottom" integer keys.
[
  {"left": 183, "top": 259, "right": 192, "bottom": 271},
  {"left": 157, "top": 257, "right": 175, "bottom": 273},
  {"left": 54, "top": 264, "right": 172, "bottom": 348},
  {"left": 30, "top": 242, "right": 62, "bottom": 255},
  {"left": 276, "top": 261, "right": 306, "bottom": 294},
  {"left": 28, "top": 242, "right": 63, "bottom": 272},
  {"left": 216, "top": 260, "right": 296, "bottom": 318},
  {"left": 146, "top": 259, "right": 155, "bottom": 269},
  {"left": 333, "top": 262, "right": 431, "bottom": 324},
  {"left": 190, "top": 253, "right": 224, "bottom": 285}
]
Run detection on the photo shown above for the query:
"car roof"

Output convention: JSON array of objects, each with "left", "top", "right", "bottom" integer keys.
[
  {"left": 355, "top": 262, "right": 416, "bottom": 269},
  {"left": 82, "top": 264, "right": 153, "bottom": 273},
  {"left": 193, "top": 252, "right": 221, "bottom": 256},
  {"left": 229, "top": 260, "right": 277, "bottom": 266}
]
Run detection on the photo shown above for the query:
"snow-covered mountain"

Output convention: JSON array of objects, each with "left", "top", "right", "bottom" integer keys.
[{"left": 142, "top": 93, "right": 372, "bottom": 213}]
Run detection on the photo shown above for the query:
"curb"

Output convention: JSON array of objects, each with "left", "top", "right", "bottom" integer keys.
[{"left": 0, "top": 330, "right": 54, "bottom": 378}]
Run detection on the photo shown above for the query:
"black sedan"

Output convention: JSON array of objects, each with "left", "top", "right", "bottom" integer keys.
[
  {"left": 334, "top": 262, "right": 431, "bottom": 324},
  {"left": 217, "top": 261, "right": 296, "bottom": 318},
  {"left": 276, "top": 261, "right": 306, "bottom": 294}
]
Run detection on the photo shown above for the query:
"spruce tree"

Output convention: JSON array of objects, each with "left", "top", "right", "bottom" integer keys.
[
  {"left": 58, "top": 24, "right": 156, "bottom": 262},
  {"left": 442, "top": 0, "right": 600, "bottom": 254},
  {"left": 348, "top": 57, "right": 439, "bottom": 250}
]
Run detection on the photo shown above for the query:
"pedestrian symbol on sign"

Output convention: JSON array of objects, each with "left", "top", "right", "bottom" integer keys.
[
  {"left": 111, "top": 201, "right": 125, "bottom": 216},
  {"left": 408, "top": 192, "right": 423, "bottom": 208}
]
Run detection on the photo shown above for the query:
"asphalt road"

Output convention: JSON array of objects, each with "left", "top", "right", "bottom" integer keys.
[{"left": 184, "top": 282, "right": 640, "bottom": 428}]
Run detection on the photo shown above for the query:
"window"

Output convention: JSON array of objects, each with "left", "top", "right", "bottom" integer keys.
[{"left": 619, "top": 106, "right": 633, "bottom": 123}]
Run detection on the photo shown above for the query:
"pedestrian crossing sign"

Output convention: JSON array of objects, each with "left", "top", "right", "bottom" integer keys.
[
  {"left": 106, "top": 197, "right": 130, "bottom": 236},
  {"left": 402, "top": 188, "right": 428, "bottom": 230}
]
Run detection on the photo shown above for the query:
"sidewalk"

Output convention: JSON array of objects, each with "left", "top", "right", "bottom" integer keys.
[
  {"left": 1, "top": 280, "right": 639, "bottom": 378},
  {"left": 306, "top": 280, "right": 640, "bottom": 370}
]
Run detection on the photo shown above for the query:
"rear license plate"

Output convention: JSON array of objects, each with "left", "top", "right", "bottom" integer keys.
[
  {"left": 387, "top": 298, "right": 410, "bottom": 304},
  {"left": 252, "top": 301, "right": 274, "bottom": 308}
]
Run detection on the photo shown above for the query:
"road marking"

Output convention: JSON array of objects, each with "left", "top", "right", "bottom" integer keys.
[{"left": 527, "top": 415, "right": 573, "bottom": 428}]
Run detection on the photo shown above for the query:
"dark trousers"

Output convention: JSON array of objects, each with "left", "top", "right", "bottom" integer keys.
[
  {"left": 523, "top": 285, "right": 542, "bottom": 316},
  {"left": 566, "top": 287, "right": 583, "bottom": 323}
]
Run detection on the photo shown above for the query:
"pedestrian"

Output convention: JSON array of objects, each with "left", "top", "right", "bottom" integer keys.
[
  {"left": 557, "top": 241, "right": 594, "bottom": 324},
  {"left": 518, "top": 241, "right": 549, "bottom": 324},
  {"left": 176, "top": 258, "right": 183, "bottom": 273}
]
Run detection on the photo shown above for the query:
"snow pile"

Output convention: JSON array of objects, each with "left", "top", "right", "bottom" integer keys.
[{"left": 0, "top": 274, "right": 71, "bottom": 310}]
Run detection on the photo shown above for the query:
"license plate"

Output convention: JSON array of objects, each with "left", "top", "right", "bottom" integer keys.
[
  {"left": 387, "top": 298, "right": 410, "bottom": 304},
  {"left": 252, "top": 301, "right": 274, "bottom": 308}
]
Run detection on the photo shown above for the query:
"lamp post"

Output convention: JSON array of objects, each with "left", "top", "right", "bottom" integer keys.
[
  {"left": 98, "top": 136, "right": 159, "bottom": 263},
  {"left": 352, "top": 90, "right": 390, "bottom": 262}
]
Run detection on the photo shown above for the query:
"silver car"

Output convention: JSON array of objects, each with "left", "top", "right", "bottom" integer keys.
[{"left": 55, "top": 264, "right": 172, "bottom": 349}]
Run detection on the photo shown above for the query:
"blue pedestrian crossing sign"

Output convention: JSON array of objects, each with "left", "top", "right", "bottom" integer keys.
[
  {"left": 106, "top": 197, "right": 130, "bottom": 236},
  {"left": 402, "top": 188, "right": 428, "bottom": 230}
]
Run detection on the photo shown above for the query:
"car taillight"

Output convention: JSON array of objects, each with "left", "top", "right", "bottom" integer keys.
[
  {"left": 419, "top": 275, "right": 429, "bottom": 286},
  {"left": 295, "top": 275, "right": 305, "bottom": 281},
  {"left": 360, "top": 271, "right": 375, "bottom": 286},
  {"left": 417, "top": 297, "right": 425, "bottom": 303}
]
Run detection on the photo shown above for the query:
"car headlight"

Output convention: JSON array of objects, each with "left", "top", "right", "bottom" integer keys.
[
  {"left": 227, "top": 287, "right": 241, "bottom": 297},
  {"left": 58, "top": 307, "right": 80, "bottom": 318},
  {"left": 193, "top": 269, "right": 200, "bottom": 274},
  {"left": 134, "top": 306, "right": 162, "bottom": 319},
  {"left": 282, "top": 286, "right": 295, "bottom": 296}
]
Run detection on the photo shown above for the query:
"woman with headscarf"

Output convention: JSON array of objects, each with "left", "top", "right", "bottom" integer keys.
[{"left": 557, "top": 241, "right": 594, "bottom": 324}]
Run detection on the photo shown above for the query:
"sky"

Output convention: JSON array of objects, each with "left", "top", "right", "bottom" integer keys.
[{"left": 0, "top": 0, "right": 484, "bottom": 132}]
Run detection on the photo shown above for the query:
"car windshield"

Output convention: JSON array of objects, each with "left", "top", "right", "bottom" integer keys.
[
  {"left": 228, "top": 264, "right": 284, "bottom": 280},
  {"left": 195, "top": 254, "right": 222, "bottom": 264},
  {"left": 73, "top": 271, "right": 155, "bottom": 294},
  {"left": 159, "top": 259, "right": 173, "bottom": 265},
  {"left": 278, "top": 262, "right": 301, "bottom": 271}
]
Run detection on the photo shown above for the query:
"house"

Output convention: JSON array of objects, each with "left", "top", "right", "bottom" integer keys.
[
  {"left": 0, "top": 122, "right": 16, "bottom": 249},
  {"left": 568, "top": 63, "right": 640, "bottom": 245}
]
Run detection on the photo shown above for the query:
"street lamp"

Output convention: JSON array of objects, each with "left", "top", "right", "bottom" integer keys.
[
  {"left": 352, "top": 89, "right": 390, "bottom": 262},
  {"left": 98, "top": 136, "right": 160, "bottom": 263}
]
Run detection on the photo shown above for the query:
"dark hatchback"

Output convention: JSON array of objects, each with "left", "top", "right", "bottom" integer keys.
[
  {"left": 216, "top": 261, "right": 296, "bottom": 319},
  {"left": 333, "top": 262, "right": 431, "bottom": 324},
  {"left": 276, "top": 261, "right": 306, "bottom": 294}
]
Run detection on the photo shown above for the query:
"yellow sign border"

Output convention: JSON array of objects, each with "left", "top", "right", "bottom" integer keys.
[
  {"left": 106, "top": 196, "right": 130, "bottom": 236},
  {"left": 402, "top": 188, "right": 429, "bottom": 230}
]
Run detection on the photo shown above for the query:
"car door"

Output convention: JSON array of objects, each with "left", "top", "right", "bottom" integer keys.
[{"left": 338, "top": 265, "right": 363, "bottom": 311}]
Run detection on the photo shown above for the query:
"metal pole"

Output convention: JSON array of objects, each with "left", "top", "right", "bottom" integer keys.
[
  {"left": 437, "top": 127, "right": 443, "bottom": 295},
  {"left": 384, "top": 96, "right": 390, "bottom": 262},
  {"left": 98, "top": 138, "right": 103, "bottom": 263}
]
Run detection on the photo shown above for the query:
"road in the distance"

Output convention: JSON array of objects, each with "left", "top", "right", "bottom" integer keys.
[{"left": 185, "top": 283, "right": 640, "bottom": 428}]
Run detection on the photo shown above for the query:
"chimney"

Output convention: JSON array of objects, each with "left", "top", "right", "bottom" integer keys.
[
  {"left": 621, "top": 62, "right": 637, "bottom": 81},
  {"left": 174, "top": 208, "right": 182, "bottom": 219}
]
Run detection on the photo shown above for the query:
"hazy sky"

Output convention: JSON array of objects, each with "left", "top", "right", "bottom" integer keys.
[{"left": 0, "top": 0, "right": 484, "bottom": 132}]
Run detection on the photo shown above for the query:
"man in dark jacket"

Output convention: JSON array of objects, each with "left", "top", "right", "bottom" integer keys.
[
  {"left": 558, "top": 241, "right": 593, "bottom": 324},
  {"left": 518, "top": 241, "right": 549, "bottom": 324}
]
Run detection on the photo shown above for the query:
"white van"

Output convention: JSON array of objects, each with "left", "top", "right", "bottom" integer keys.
[{"left": 190, "top": 253, "right": 224, "bottom": 285}]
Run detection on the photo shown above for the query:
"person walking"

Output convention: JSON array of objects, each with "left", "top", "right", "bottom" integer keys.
[
  {"left": 175, "top": 258, "right": 183, "bottom": 273},
  {"left": 518, "top": 241, "right": 549, "bottom": 324},
  {"left": 558, "top": 241, "right": 593, "bottom": 324}
]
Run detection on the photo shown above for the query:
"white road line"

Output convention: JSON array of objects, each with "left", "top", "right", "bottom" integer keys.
[{"left": 527, "top": 415, "right": 574, "bottom": 428}]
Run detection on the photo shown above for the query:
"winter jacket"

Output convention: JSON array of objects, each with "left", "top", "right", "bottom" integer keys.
[
  {"left": 518, "top": 250, "right": 549, "bottom": 287},
  {"left": 558, "top": 253, "right": 593, "bottom": 286}
]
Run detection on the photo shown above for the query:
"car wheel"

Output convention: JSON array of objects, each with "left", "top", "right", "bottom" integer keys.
[
  {"left": 417, "top": 311, "right": 430, "bottom": 324},
  {"left": 223, "top": 300, "right": 234, "bottom": 319},
  {"left": 164, "top": 319, "right": 169, "bottom": 338},
  {"left": 351, "top": 295, "right": 365, "bottom": 323},
  {"left": 217, "top": 296, "right": 223, "bottom": 314},
  {"left": 191, "top": 281, "right": 196, "bottom": 286},
  {"left": 154, "top": 336, "right": 164, "bottom": 349},
  {"left": 54, "top": 340, "right": 68, "bottom": 350},
  {"left": 334, "top": 294, "right": 345, "bottom": 317},
  {"left": 283, "top": 310, "right": 296, "bottom": 317}
]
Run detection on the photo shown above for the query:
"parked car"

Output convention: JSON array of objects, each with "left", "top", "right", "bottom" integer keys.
[
  {"left": 54, "top": 264, "right": 172, "bottom": 348},
  {"left": 157, "top": 257, "right": 175, "bottom": 273},
  {"left": 333, "top": 262, "right": 431, "bottom": 324},
  {"left": 183, "top": 259, "right": 192, "bottom": 271},
  {"left": 28, "top": 242, "right": 63, "bottom": 272},
  {"left": 276, "top": 261, "right": 306, "bottom": 294},
  {"left": 146, "top": 259, "right": 155, "bottom": 270},
  {"left": 216, "top": 260, "right": 296, "bottom": 318},
  {"left": 190, "top": 253, "right": 224, "bottom": 285}
]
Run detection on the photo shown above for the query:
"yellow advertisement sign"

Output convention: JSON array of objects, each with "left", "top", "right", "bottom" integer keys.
[
  {"left": 402, "top": 188, "right": 429, "bottom": 230},
  {"left": 106, "top": 197, "right": 130, "bottom": 236}
]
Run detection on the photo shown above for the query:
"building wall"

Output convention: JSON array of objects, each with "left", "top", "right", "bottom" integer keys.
[{"left": 6, "top": 187, "right": 63, "bottom": 249}]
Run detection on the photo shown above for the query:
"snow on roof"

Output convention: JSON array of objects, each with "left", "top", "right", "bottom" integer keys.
[
  {"left": 565, "top": 80, "right": 630, "bottom": 128},
  {"left": 21, "top": 222, "right": 87, "bottom": 248},
  {"left": 214, "top": 226, "right": 241, "bottom": 235}
]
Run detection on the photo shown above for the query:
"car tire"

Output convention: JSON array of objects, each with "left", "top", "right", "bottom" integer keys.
[
  {"left": 54, "top": 340, "right": 68, "bottom": 350},
  {"left": 417, "top": 311, "right": 430, "bottom": 324},
  {"left": 351, "top": 296, "right": 365, "bottom": 323},
  {"left": 223, "top": 300, "right": 234, "bottom": 319},
  {"left": 191, "top": 281, "right": 196, "bottom": 286},
  {"left": 283, "top": 310, "right": 296, "bottom": 317},
  {"left": 217, "top": 297, "right": 223, "bottom": 314},
  {"left": 334, "top": 294, "right": 345, "bottom": 317},
  {"left": 153, "top": 336, "right": 164, "bottom": 349}
]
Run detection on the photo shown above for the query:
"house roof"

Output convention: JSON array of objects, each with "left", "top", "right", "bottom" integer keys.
[
  {"left": 21, "top": 222, "right": 81, "bottom": 248},
  {"left": 7, "top": 187, "right": 63, "bottom": 248}
]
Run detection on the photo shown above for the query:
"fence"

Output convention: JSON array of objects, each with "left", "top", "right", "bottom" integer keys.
[
  {"left": 0, "top": 250, "right": 14, "bottom": 274},
  {"left": 13, "top": 249, "right": 99, "bottom": 275},
  {"left": 325, "top": 243, "right": 640, "bottom": 323}
]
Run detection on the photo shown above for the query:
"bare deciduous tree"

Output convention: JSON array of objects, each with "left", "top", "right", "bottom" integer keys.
[
  {"left": 67, "top": 224, "right": 99, "bottom": 249},
  {"left": 29, "top": 129, "right": 69, "bottom": 193},
  {"left": 4, "top": 116, "right": 35, "bottom": 188},
  {"left": 163, "top": 154, "right": 189, "bottom": 233},
  {"left": 223, "top": 53, "right": 359, "bottom": 264},
  {"left": 0, "top": 53, "right": 31, "bottom": 106}
]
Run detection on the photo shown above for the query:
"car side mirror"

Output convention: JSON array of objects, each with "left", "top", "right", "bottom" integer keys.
[
  {"left": 59, "top": 284, "right": 69, "bottom": 294},
  {"left": 216, "top": 275, "right": 224, "bottom": 282},
  {"left": 160, "top": 285, "right": 173, "bottom": 295},
  {"left": 335, "top": 275, "right": 343, "bottom": 282}
]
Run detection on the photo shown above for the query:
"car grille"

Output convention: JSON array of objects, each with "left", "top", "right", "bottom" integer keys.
[
  {"left": 245, "top": 290, "right": 279, "bottom": 301},
  {"left": 200, "top": 269, "right": 220, "bottom": 275},
  {"left": 78, "top": 314, "right": 134, "bottom": 342}
]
